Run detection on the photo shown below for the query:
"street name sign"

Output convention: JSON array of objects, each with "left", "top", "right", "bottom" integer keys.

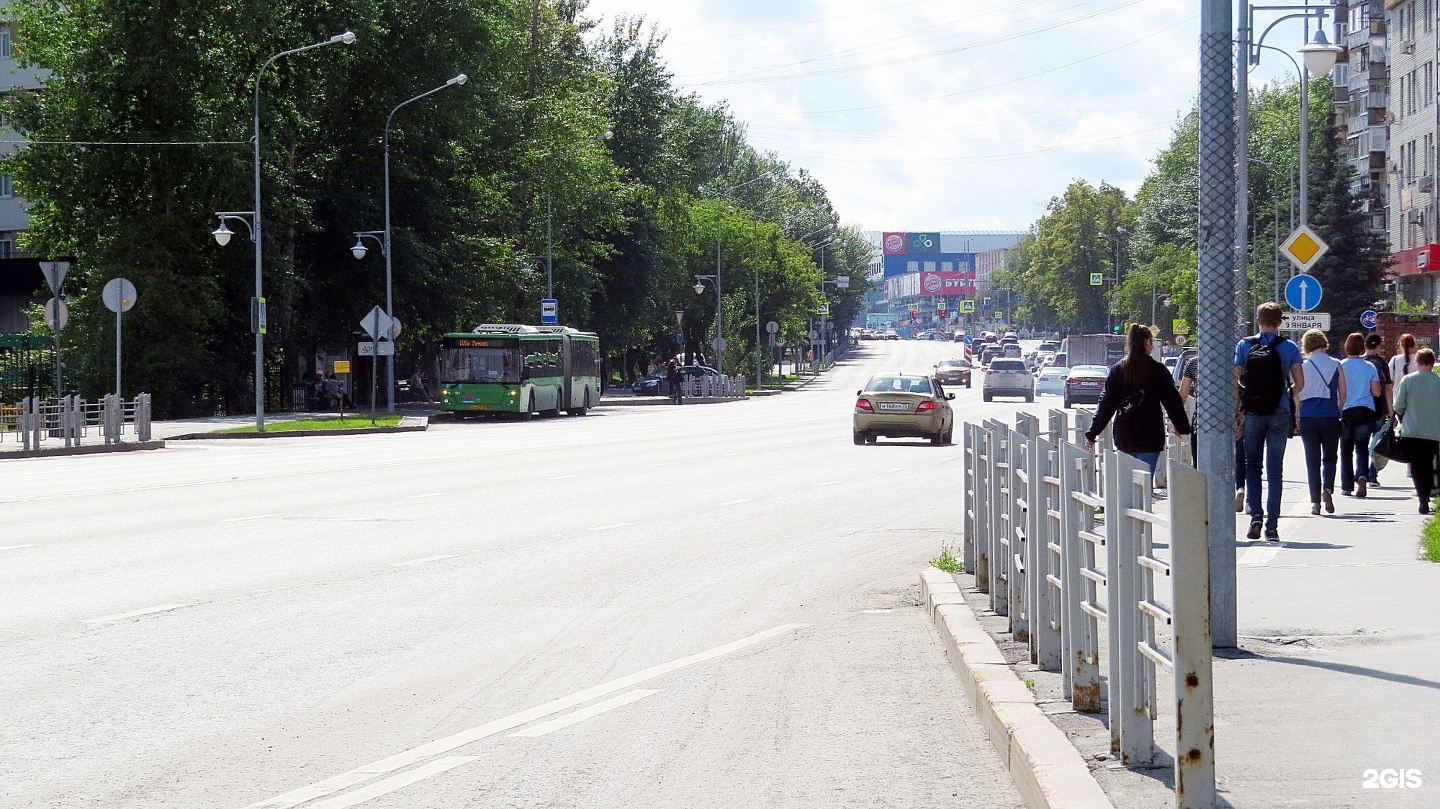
[
  {"left": 1280, "top": 225, "right": 1329, "bottom": 271},
  {"left": 1280, "top": 311, "right": 1331, "bottom": 332},
  {"left": 358, "top": 341, "right": 396, "bottom": 356}
]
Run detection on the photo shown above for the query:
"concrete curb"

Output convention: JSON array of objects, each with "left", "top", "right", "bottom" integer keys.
[
  {"left": 595, "top": 396, "right": 747, "bottom": 407},
  {"left": 0, "top": 439, "right": 166, "bottom": 460},
  {"left": 919, "top": 568, "right": 1114, "bottom": 809},
  {"left": 167, "top": 416, "right": 428, "bottom": 440}
]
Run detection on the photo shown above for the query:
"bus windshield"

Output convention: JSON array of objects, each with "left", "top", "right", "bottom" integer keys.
[{"left": 442, "top": 346, "right": 521, "bottom": 384}]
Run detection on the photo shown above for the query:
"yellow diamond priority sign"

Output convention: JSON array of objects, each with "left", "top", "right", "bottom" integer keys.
[{"left": 1280, "top": 225, "right": 1329, "bottom": 272}]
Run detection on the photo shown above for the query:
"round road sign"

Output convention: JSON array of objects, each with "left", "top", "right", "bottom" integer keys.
[
  {"left": 765, "top": 320, "right": 779, "bottom": 334},
  {"left": 711, "top": 336, "right": 727, "bottom": 352},
  {"left": 1360, "top": 309, "right": 1379, "bottom": 329},
  {"left": 102, "top": 278, "right": 137, "bottom": 313},
  {"left": 44, "top": 298, "right": 69, "bottom": 331}
]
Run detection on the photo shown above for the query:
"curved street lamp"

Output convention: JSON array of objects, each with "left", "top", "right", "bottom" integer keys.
[
  {"left": 213, "top": 30, "right": 356, "bottom": 432},
  {"left": 350, "top": 73, "right": 468, "bottom": 412}
]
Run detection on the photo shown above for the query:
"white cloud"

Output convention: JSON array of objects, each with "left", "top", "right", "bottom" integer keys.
[{"left": 584, "top": 0, "right": 1308, "bottom": 231}]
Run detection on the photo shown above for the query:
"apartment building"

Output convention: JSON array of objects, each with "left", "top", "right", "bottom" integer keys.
[{"left": 0, "top": 7, "right": 45, "bottom": 333}]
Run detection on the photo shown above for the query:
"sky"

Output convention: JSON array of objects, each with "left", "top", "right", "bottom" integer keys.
[{"left": 581, "top": 0, "right": 1322, "bottom": 234}]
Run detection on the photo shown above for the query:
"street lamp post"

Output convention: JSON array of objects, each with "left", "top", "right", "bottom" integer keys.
[
  {"left": 214, "top": 30, "right": 356, "bottom": 432},
  {"left": 350, "top": 73, "right": 467, "bottom": 412},
  {"left": 693, "top": 274, "right": 721, "bottom": 373}
]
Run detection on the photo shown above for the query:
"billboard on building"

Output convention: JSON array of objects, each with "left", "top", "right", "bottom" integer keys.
[{"left": 919, "top": 270, "right": 977, "bottom": 296}]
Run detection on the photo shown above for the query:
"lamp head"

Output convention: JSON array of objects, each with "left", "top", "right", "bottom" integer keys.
[
  {"left": 350, "top": 238, "right": 368, "bottom": 260},
  {"left": 212, "top": 221, "right": 233, "bottom": 247},
  {"left": 693, "top": 281, "right": 706, "bottom": 295},
  {"left": 600, "top": 130, "right": 614, "bottom": 141},
  {"left": 449, "top": 73, "right": 468, "bottom": 86},
  {"left": 1299, "top": 30, "right": 1342, "bottom": 76},
  {"left": 333, "top": 30, "right": 357, "bottom": 45}
]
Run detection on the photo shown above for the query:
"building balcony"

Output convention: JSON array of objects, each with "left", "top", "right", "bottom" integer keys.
[{"left": 1358, "top": 126, "right": 1388, "bottom": 155}]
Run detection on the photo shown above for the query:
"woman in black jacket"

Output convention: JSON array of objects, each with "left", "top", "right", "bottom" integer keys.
[{"left": 1083, "top": 323, "right": 1192, "bottom": 473}]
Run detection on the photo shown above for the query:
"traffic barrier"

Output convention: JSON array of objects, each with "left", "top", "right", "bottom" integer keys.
[
  {"left": 961, "top": 411, "right": 1215, "bottom": 807},
  {"left": 9, "top": 394, "right": 153, "bottom": 449},
  {"left": 683, "top": 375, "right": 746, "bottom": 398}
]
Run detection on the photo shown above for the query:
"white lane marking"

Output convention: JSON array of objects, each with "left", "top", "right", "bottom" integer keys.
[
  {"left": 404, "top": 492, "right": 446, "bottom": 500},
  {"left": 389, "top": 555, "right": 457, "bottom": 567},
  {"left": 306, "top": 757, "right": 479, "bottom": 809},
  {"left": 723, "top": 452, "right": 742, "bottom": 457},
  {"left": 883, "top": 468, "right": 903, "bottom": 473},
  {"left": 82, "top": 603, "right": 189, "bottom": 624},
  {"left": 545, "top": 475, "right": 578, "bottom": 481},
  {"left": 588, "top": 522, "right": 635, "bottom": 532},
  {"left": 223, "top": 514, "right": 282, "bottom": 523},
  {"left": 0, "top": 544, "right": 37, "bottom": 552},
  {"left": 718, "top": 498, "right": 751, "bottom": 507},
  {"left": 243, "top": 624, "right": 807, "bottom": 809},
  {"left": 815, "top": 481, "right": 840, "bottom": 487},
  {"left": 644, "top": 462, "right": 672, "bottom": 468},
  {"left": 510, "top": 690, "right": 659, "bottom": 738}
]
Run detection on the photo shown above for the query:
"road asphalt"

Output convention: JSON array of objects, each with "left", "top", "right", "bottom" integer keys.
[{"left": 2, "top": 339, "right": 1043, "bottom": 809}]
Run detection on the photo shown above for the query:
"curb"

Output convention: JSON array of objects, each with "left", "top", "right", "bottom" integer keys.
[
  {"left": 595, "top": 396, "right": 748, "bottom": 407},
  {"left": 0, "top": 439, "right": 166, "bottom": 459},
  {"left": 919, "top": 568, "right": 1114, "bottom": 809},
  {"left": 167, "top": 416, "right": 428, "bottom": 440}
]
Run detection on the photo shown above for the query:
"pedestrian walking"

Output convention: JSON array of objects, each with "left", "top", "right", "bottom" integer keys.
[
  {"left": 1178, "top": 349, "right": 1249, "bottom": 510},
  {"left": 1391, "top": 348, "right": 1440, "bottom": 513},
  {"left": 1296, "top": 329, "right": 1345, "bottom": 515},
  {"left": 1084, "top": 323, "right": 1191, "bottom": 474},
  {"left": 1363, "top": 333, "right": 1393, "bottom": 484},
  {"left": 666, "top": 359, "right": 683, "bottom": 405},
  {"left": 1235, "top": 302, "right": 1305, "bottom": 541},
  {"left": 1388, "top": 333, "right": 1418, "bottom": 412},
  {"left": 1339, "top": 333, "right": 1382, "bottom": 498}
]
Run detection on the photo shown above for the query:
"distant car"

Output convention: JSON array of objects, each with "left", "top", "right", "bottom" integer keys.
[
  {"left": 1035, "top": 367, "right": 1069, "bottom": 397},
  {"left": 853, "top": 372, "right": 956, "bottom": 445},
  {"left": 1000, "top": 344, "right": 1022, "bottom": 359},
  {"left": 982, "top": 358, "right": 1033, "bottom": 402},
  {"left": 1164, "top": 356, "right": 1180, "bottom": 376},
  {"left": 1038, "top": 341, "right": 1060, "bottom": 353},
  {"left": 935, "top": 359, "right": 973, "bottom": 388},
  {"left": 1051, "top": 351, "right": 1068, "bottom": 369},
  {"left": 883, "top": 329, "right": 900, "bottom": 340},
  {"left": 631, "top": 365, "right": 721, "bottom": 395},
  {"left": 1063, "top": 365, "right": 1109, "bottom": 408}
]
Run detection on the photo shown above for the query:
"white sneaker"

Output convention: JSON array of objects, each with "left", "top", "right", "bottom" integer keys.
[{"left": 1234, "top": 488, "right": 1245, "bottom": 513}]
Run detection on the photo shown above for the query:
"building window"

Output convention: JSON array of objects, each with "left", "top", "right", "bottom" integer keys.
[
  {"left": 0, "top": 174, "right": 11, "bottom": 198},
  {"left": 940, "top": 261, "right": 953, "bottom": 271},
  {"left": 0, "top": 26, "right": 10, "bottom": 59},
  {"left": 0, "top": 236, "right": 12, "bottom": 259},
  {"left": 923, "top": 261, "right": 936, "bottom": 271},
  {"left": 906, "top": 260, "right": 918, "bottom": 273},
  {"left": 1427, "top": 63, "right": 1435, "bottom": 106},
  {"left": 1399, "top": 76, "right": 1406, "bottom": 119},
  {"left": 1428, "top": 0, "right": 1435, "bottom": 33}
]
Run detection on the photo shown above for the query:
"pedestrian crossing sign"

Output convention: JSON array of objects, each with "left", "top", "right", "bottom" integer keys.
[{"left": 959, "top": 299, "right": 975, "bottom": 313}]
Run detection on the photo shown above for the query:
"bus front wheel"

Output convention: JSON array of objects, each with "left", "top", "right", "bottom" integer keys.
[{"left": 525, "top": 392, "right": 537, "bottom": 420}]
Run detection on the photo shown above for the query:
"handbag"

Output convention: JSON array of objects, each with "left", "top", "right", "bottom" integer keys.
[{"left": 1372, "top": 417, "right": 1408, "bottom": 464}]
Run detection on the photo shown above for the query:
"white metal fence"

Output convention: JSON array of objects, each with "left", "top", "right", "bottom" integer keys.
[
  {"left": 962, "top": 409, "right": 1216, "bottom": 809},
  {"left": 683, "top": 375, "right": 746, "bottom": 398},
  {"left": 5, "top": 394, "right": 153, "bottom": 450}
]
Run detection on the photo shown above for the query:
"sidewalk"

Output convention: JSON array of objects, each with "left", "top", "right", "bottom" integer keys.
[{"left": 941, "top": 437, "right": 1440, "bottom": 809}]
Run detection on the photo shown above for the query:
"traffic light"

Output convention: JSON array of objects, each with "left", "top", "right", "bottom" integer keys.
[{"left": 1113, "top": 324, "right": 1121, "bottom": 333}]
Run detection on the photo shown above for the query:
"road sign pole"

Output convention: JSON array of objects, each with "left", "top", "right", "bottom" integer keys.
[
  {"left": 371, "top": 309, "right": 379, "bottom": 425},
  {"left": 115, "top": 307, "right": 123, "bottom": 400}
]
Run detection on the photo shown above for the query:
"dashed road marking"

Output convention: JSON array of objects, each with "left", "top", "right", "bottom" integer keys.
[
  {"left": 390, "top": 555, "right": 457, "bottom": 567},
  {"left": 82, "top": 603, "right": 189, "bottom": 624},
  {"left": 544, "top": 475, "right": 578, "bottom": 481},
  {"left": 0, "top": 544, "right": 37, "bottom": 552},
  {"left": 241, "top": 624, "right": 807, "bottom": 809},
  {"left": 510, "top": 690, "right": 658, "bottom": 738},
  {"left": 589, "top": 522, "right": 635, "bottom": 532},
  {"left": 305, "top": 757, "right": 479, "bottom": 809},
  {"left": 404, "top": 492, "right": 446, "bottom": 500},
  {"left": 718, "top": 498, "right": 751, "bottom": 506},
  {"left": 223, "top": 514, "right": 282, "bottom": 523}
]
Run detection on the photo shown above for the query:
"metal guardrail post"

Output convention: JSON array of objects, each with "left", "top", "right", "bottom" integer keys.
[
  {"left": 138, "top": 393, "right": 152, "bottom": 441},
  {"left": 1111, "top": 450, "right": 1155, "bottom": 765},
  {"left": 989, "top": 421, "right": 1010, "bottom": 616},
  {"left": 1034, "top": 435, "right": 1063, "bottom": 672},
  {"left": 21, "top": 396, "right": 34, "bottom": 450},
  {"left": 1061, "top": 440, "right": 1104, "bottom": 713},
  {"left": 1009, "top": 428, "right": 1029, "bottom": 641},
  {"left": 1016, "top": 413, "right": 1039, "bottom": 653},
  {"left": 1169, "top": 459, "right": 1216, "bottom": 808},
  {"left": 1102, "top": 447, "right": 1123, "bottom": 753},
  {"left": 963, "top": 423, "right": 978, "bottom": 575},
  {"left": 975, "top": 423, "right": 994, "bottom": 593}
]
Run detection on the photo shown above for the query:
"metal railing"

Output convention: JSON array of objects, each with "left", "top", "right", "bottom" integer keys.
[
  {"left": 683, "top": 375, "right": 746, "bottom": 398},
  {"left": 8, "top": 393, "right": 153, "bottom": 449},
  {"left": 963, "top": 409, "right": 1215, "bottom": 808}
]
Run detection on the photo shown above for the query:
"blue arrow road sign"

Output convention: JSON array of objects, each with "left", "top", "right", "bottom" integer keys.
[
  {"left": 1284, "top": 274, "right": 1322, "bottom": 312},
  {"left": 1360, "top": 309, "right": 1379, "bottom": 329}
]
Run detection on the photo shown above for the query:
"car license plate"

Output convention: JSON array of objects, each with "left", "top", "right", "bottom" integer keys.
[{"left": 878, "top": 402, "right": 909, "bottom": 412}]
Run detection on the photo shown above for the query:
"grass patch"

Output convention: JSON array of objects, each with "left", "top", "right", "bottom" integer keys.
[
  {"left": 929, "top": 542, "right": 964, "bottom": 574},
  {"left": 1423, "top": 504, "right": 1440, "bottom": 563},
  {"left": 1024, "top": 677, "right": 1037, "bottom": 691},
  {"left": 215, "top": 414, "right": 403, "bottom": 434}
]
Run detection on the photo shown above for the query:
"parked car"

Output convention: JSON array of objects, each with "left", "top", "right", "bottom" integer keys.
[
  {"left": 935, "top": 359, "right": 973, "bottom": 388},
  {"left": 982, "top": 358, "right": 1033, "bottom": 402},
  {"left": 853, "top": 372, "right": 956, "bottom": 445},
  {"left": 631, "top": 365, "right": 721, "bottom": 395},
  {"left": 1035, "top": 366, "right": 1069, "bottom": 397},
  {"left": 1063, "top": 364, "right": 1108, "bottom": 408}
]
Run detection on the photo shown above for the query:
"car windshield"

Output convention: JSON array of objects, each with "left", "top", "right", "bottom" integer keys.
[
  {"left": 441, "top": 346, "right": 521, "bottom": 384},
  {"left": 1041, "top": 369, "right": 1067, "bottom": 379},
  {"left": 865, "top": 376, "right": 933, "bottom": 394},
  {"left": 990, "top": 360, "right": 1026, "bottom": 372},
  {"left": 937, "top": 360, "right": 969, "bottom": 368}
]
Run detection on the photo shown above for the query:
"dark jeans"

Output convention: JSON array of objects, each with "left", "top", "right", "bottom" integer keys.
[
  {"left": 1244, "top": 411, "right": 1291, "bottom": 529},
  {"left": 1401, "top": 437, "right": 1439, "bottom": 503},
  {"left": 1299, "top": 417, "right": 1341, "bottom": 504},
  {"left": 1340, "top": 417, "right": 1376, "bottom": 491}
]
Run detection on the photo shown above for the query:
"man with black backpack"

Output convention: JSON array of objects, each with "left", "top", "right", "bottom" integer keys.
[{"left": 1234, "top": 302, "right": 1305, "bottom": 540}]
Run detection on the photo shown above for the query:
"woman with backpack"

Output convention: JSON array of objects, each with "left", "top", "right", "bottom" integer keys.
[
  {"left": 1296, "top": 329, "right": 1346, "bottom": 515},
  {"left": 1084, "top": 323, "right": 1191, "bottom": 474}
]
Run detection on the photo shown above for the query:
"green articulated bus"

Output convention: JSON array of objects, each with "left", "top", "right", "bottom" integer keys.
[{"left": 440, "top": 324, "right": 601, "bottom": 417}]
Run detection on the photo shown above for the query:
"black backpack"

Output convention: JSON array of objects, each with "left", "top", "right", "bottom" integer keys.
[{"left": 1239, "top": 335, "right": 1288, "bottom": 415}]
